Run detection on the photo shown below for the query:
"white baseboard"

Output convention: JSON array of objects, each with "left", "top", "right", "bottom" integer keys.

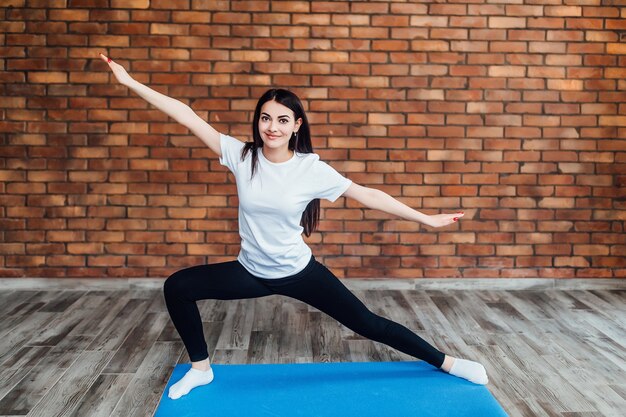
[{"left": 0, "top": 277, "right": 623, "bottom": 291}]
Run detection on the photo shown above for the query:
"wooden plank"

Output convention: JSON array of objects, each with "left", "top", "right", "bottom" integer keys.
[
  {"left": 276, "top": 300, "right": 311, "bottom": 363},
  {"left": 86, "top": 299, "right": 150, "bottom": 351},
  {"left": 39, "top": 291, "right": 86, "bottom": 313},
  {"left": 108, "top": 342, "right": 182, "bottom": 417},
  {"left": 0, "top": 312, "right": 55, "bottom": 364},
  {"left": 0, "top": 346, "right": 50, "bottom": 401},
  {"left": 0, "top": 335, "right": 89, "bottom": 415},
  {"left": 103, "top": 312, "right": 170, "bottom": 374},
  {"left": 0, "top": 291, "right": 42, "bottom": 318},
  {"left": 309, "top": 311, "right": 346, "bottom": 363},
  {"left": 67, "top": 373, "right": 134, "bottom": 417},
  {"left": 69, "top": 292, "right": 131, "bottom": 337},
  {"left": 248, "top": 331, "right": 280, "bottom": 364},
  {"left": 250, "top": 296, "right": 281, "bottom": 332},
  {"left": 26, "top": 350, "right": 113, "bottom": 417},
  {"left": 212, "top": 348, "right": 249, "bottom": 364},
  {"left": 214, "top": 299, "right": 254, "bottom": 351}
]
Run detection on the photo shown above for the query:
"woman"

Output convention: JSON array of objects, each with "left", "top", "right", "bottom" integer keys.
[{"left": 99, "top": 53, "right": 488, "bottom": 400}]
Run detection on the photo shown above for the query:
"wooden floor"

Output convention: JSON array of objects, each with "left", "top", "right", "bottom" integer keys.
[{"left": 0, "top": 284, "right": 624, "bottom": 417}]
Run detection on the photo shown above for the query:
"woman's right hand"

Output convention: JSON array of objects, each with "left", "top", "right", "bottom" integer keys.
[{"left": 99, "top": 53, "right": 134, "bottom": 86}]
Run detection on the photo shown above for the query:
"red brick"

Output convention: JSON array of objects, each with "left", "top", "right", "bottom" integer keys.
[
  {"left": 591, "top": 256, "right": 626, "bottom": 268},
  {"left": 583, "top": 7, "right": 620, "bottom": 18},
  {"left": 500, "top": 197, "right": 537, "bottom": 208},
  {"left": 497, "top": 246, "right": 533, "bottom": 257},
  {"left": 575, "top": 245, "right": 611, "bottom": 257},
  {"left": 569, "top": 43, "right": 605, "bottom": 54},
  {"left": 437, "top": 233, "right": 476, "bottom": 244},
  {"left": 515, "top": 256, "right": 552, "bottom": 268},
  {"left": 554, "top": 232, "right": 589, "bottom": 245},
  {"left": 464, "top": 174, "right": 499, "bottom": 185},
  {"left": 451, "top": 17, "right": 487, "bottom": 29},
  {"left": 500, "top": 174, "right": 538, "bottom": 186},
  {"left": 500, "top": 221, "right": 535, "bottom": 231},
  {"left": 576, "top": 269, "right": 613, "bottom": 278},
  {"left": 489, "top": 17, "right": 526, "bottom": 28},
  {"left": 411, "top": 40, "right": 449, "bottom": 51},
  {"left": 480, "top": 186, "right": 517, "bottom": 197},
  {"left": 443, "top": 162, "right": 480, "bottom": 171},
  {"left": 555, "top": 257, "right": 592, "bottom": 267},
  {"left": 545, "top": 6, "right": 582, "bottom": 17},
  {"left": 441, "top": 185, "right": 478, "bottom": 196},
  {"left": 456, "top": 244, "right": 495, "bottom": 256}
]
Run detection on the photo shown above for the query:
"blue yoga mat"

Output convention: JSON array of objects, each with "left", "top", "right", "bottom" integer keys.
[{"left": 155, "top": 361, "right": 508, "bottom": 417}]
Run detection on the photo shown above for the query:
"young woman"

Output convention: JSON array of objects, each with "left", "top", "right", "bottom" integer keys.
[{"left": 99, "top": 53, "right": 488, "bottom": 400}]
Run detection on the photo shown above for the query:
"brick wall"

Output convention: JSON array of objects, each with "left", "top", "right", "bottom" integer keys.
[{"left": 1, "top": 1, "right": 625, "bottom": 279}]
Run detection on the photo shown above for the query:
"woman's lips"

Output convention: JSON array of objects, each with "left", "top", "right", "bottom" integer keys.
[{"left": 267, "top": 134, "right": 280, "bottom": 139}]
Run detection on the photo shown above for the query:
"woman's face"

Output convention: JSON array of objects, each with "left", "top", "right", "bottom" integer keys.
[{"left": 258, "top": 99, "right": 302, "bottom": 151}]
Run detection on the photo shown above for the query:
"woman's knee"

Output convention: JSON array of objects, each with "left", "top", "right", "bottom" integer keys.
[
  {"left": 344, "top": 310, "right": 391, "bottom": 342},
  {"left": 367, "top": 314, "right": 393, "bottom": 341},
  {"left": 163, "top": 269, "right": 191, "bottom": 301}
]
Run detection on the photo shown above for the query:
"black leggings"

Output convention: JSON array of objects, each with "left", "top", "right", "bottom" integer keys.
[{"left": 163, "top": 255, "right": 445, "bottom": 368}]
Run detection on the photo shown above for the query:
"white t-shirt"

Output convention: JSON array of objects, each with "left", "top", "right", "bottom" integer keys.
[{"left": 218, "top": 133, "right": 352, "bottom": 278}]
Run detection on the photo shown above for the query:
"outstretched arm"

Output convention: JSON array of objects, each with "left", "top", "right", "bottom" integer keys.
[
  {"left": 99, "top": 53, "right": 221, "bottom": 156},
  {"left": 99, "top": 53, "right": 193, "bottom": 124},
  {"left": 341, "top": 183, "right": 464, "bottom": 228}
]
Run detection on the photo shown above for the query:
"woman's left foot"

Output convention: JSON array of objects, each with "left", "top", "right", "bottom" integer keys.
[{"left": 446, "top": 357, "right": 488, "bottom": 385}]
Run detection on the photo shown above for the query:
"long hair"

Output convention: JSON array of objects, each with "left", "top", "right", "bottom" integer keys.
[{"left": 240, "top": 88, "right": 320, "bottom": 237}]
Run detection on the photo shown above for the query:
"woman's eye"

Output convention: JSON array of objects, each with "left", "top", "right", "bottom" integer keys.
[{"left": 261, "top": 116, "right": 288, "bottom": 123}]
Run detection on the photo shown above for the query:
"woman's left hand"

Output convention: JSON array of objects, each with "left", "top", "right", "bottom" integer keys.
[{"left": 426, "top": 212, "right": 464, "bottom": 228}]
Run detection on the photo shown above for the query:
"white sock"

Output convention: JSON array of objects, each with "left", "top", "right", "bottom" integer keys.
[
  {"left": 168, "top": 366, "right": 214, "bottom": 399},
  {"left": 447, "top": 358, "right": 488, "bottom": 385}
]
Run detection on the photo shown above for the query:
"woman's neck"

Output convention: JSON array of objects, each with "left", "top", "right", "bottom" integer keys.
[{"left": 261, "top": 147, "right": 294, "bottom": 163}]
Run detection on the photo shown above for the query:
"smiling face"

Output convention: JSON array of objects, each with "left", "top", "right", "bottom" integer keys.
[{"left": 258, "top": 99, "right": 302, "bottom": 152}]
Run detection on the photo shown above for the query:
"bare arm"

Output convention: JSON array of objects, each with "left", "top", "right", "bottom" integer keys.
[
  {"left": 127, "top": 79, "right": 221, "bottom": 156},
  {"left": 125, "top": 78, "right": 192, "bottom": 122},
  {"left": 99, "top": 53, "right": 221, "bottom": 156},
  {"left": 342, "top": 183, "right": 464, "bottom": 227}
]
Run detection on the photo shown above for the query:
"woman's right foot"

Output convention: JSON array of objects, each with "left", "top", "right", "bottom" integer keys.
[{"left": 168, "top": 366, "right": 214, "bottom": 399}]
